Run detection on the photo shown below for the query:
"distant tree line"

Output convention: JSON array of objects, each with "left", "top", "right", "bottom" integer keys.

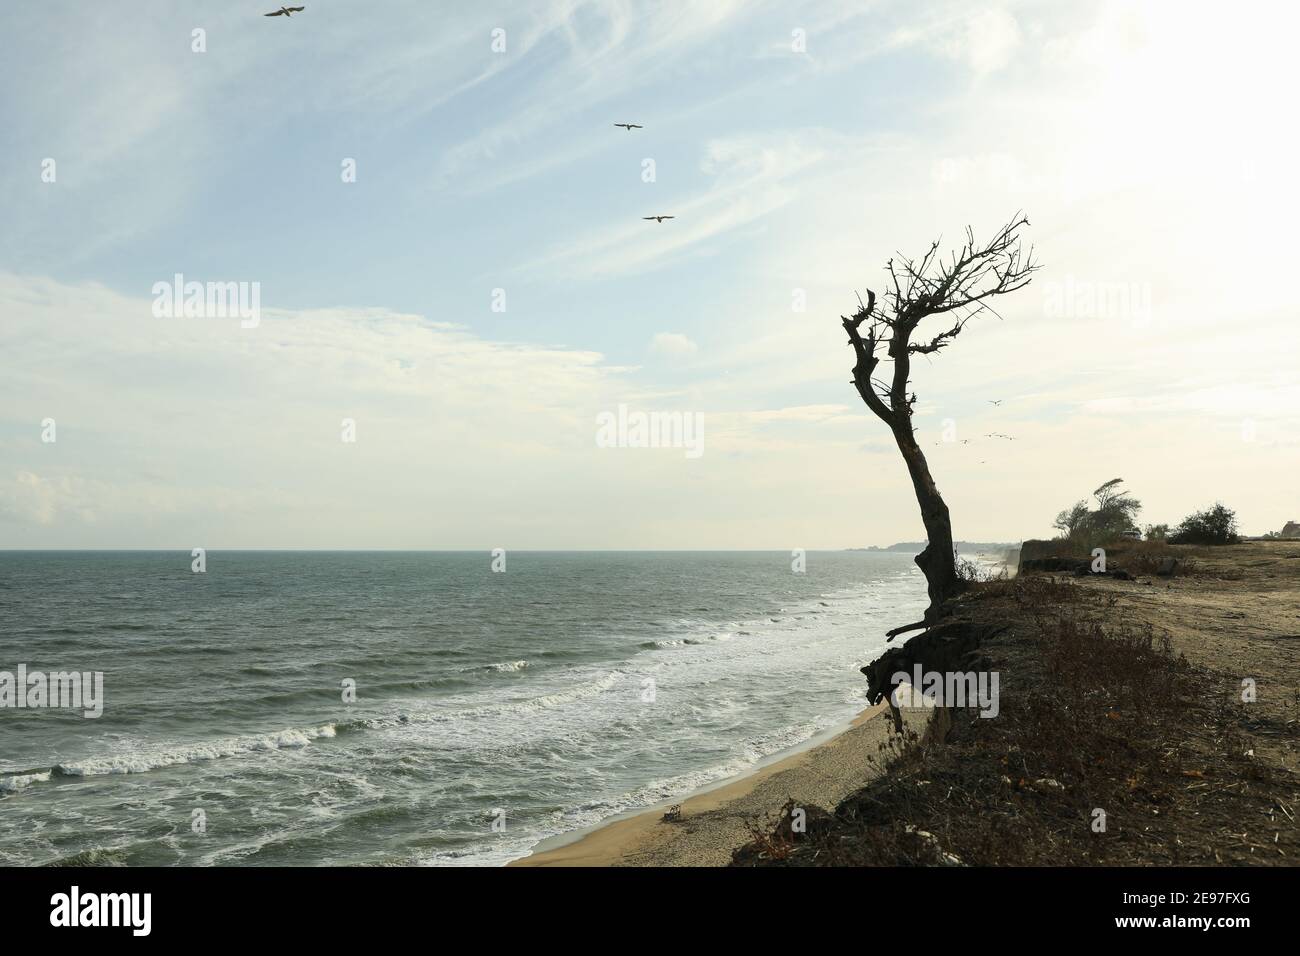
[
  {"left": 1054, "top": 479, "right": 1239, "bottom": 547},
  {"left": 1053, "top": 478, "right": 1142, "bottom": 547}
]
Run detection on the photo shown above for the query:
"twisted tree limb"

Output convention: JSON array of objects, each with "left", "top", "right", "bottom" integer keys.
[{"left": 841, "top": 214, "right": 1038, "bottom": 628}]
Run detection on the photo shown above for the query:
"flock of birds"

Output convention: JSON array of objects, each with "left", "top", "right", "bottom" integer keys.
[
  {"left": 263, "top": 9, "right": 676, "bottom": 226},
  {"left": 931, "top": 400, "right": 1018, "bottom": 464},
  {"left": 614, "top": 122, "right": 674, "bottom": 222},
  {"left": 262, "top": 8, "right": 1027, "bottom": 471},
  {"left": 265, "top": 8, "right": 1022, "bottom": 460}
]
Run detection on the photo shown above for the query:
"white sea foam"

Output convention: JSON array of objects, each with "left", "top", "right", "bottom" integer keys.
[
  {"left": 6, "top": 552, "right": 932, "bottom": 867},
  {"left": 53, "top": 724, "right": 338, "bottom": 778},
  {"left": 475, "top": 714, "right": 847, "bottom": 867},
  {"left": 0, "top": 771, "right": 52, "bottom": 793}
]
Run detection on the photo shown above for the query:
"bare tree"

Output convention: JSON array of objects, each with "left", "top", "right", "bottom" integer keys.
[{"left": 841, "top": 214, "right": 1037, "bottom": 636}]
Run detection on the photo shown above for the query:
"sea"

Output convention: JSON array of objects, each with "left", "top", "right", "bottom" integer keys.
[{"left": 0, "top": 550, "right": 991, "bottom": 866}]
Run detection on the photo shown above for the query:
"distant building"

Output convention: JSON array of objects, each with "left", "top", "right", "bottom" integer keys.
[{"left": 1281, "top": 521, "right": 1300, "bottom": 539}]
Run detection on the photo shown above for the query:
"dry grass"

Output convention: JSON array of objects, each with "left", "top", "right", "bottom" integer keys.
[
  {"left": 1025, "top": 538, "right": 1201, "bottom": 577},
  {"left": 732, "top": 574, "right": 1299, "bottom": 866},
  {"left": 1105, "top": 540, "right": 1199, "bottom": 577},
  {"left": 955, "top": 555, "right": 1007, "bottom": 584}
]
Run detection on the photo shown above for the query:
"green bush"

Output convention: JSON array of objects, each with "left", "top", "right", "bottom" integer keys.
[{"left": 1169, "top": 503, "right": 1239, "bottom": 545}]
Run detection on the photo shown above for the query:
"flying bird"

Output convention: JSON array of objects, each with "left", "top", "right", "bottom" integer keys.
[
  {"left": 264, "top": 6, "right": 305, "bottom": 16},
  {"left": 614, "top": 123, "right": 643, "bottom": 131},
  {"left": 643, "top": 215, "right": 675, "bottom": 223},
  {"left": 988, "top": 399, "right": 1003, "bottom": 406}
]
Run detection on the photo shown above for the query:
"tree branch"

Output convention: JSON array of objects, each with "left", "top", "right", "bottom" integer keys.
[
  {"left": 841, "top": 290, "right": 894, "bottom": 424},
  {"left": 841, "top": 213, "right": 1039, "bottom": 422},
  {"left": 837, "top": 213, "right": 1039, "bottom": 632}
]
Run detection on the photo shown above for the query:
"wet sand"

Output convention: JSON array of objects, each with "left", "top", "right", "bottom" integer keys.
[{"left": 509, "top": 700, "right": 909, "bottom": 866}]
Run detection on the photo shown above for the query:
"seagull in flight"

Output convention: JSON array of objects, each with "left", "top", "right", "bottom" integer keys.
[
  {"left": 264, "top": 6, "right": 305, "bottom": 16},
  {"left": 643, "top": 215, "right": 675, "bottom": 223},
  {"left": 988, "top": 399, "right": 1003, "bottom": 406},
  {"left": 614, "top": 123, "right": 643, "bottom": 131}
]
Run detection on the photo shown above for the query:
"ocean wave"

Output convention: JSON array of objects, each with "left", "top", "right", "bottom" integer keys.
[
  {"left": 328, "top": 669, "right": 633, "bottom": 736},
  {"left": 524, "top": 671, "right": 623, "bottom": 712},
  {"left": 0, "top": 771, "right": 52, "bottom": 793},
  {"left": 510, "top": 713, "right": 850, "bottom": 862},
  {"left": 368, "top": 676, "right": 473, "bottom": 694},
  {"left": 639, "top": 637, "right": 707, "bottom": 649},
  {"left": 43, "top": 847, "right": 132, "bottom": 867},
  {"left": 51, "top": 724, "right": 339, "bottom": 778},
  {"left": 636, "top": 587, "right": 891, "bottom": 653},
  {"left": 482, "top": 660, "right": 529, "bottom": 673}
]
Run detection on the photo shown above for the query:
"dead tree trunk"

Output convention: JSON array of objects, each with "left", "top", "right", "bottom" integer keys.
[
  {"left": 895, "top": 424, "right": 958, "bottom": 613},
  {"left": 842, "top": 215, "right": 1037, "bottom": 633}
]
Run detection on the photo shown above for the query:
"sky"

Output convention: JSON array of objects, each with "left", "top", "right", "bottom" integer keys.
[{"left": 1, "top": 0, "right": 1298, "bottom": 549}]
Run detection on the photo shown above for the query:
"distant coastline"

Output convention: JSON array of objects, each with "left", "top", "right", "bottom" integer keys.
[{"left": 848, "top": 541, "right": 1019, "bottom": 554}]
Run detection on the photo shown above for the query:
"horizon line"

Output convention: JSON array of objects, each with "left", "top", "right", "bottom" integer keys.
[{"left": 0, "top": 544, "right": 1024, "bottom": 553}]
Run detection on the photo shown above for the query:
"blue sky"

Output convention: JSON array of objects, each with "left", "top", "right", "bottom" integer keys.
[{"left": 2, "top": 0, "right": 1299, "bottom": 548}]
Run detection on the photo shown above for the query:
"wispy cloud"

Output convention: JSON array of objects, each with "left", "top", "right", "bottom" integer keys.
[
  {"left": 649, "top": 332, "right": 698, "bottom": 357},
  {"left": 4, "top": 0, "right": 1299, "bottom": 546},
  {"left": 518, "top": 132, "right": 831, "bottom": 279}
]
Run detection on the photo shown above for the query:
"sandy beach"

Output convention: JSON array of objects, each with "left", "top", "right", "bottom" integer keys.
[
  {"left": 511, "top": 540, "right": 1300, "bottom": 868},
  {"left": 510, "top": 700, "right": 907, "bottom": 866}
]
